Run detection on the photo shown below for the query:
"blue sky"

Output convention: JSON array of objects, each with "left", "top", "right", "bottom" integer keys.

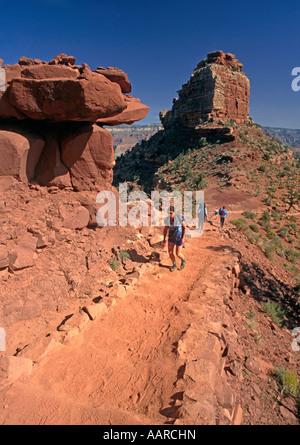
[{"left": 1, "top": 0, "right": 299, "bottom": 128}]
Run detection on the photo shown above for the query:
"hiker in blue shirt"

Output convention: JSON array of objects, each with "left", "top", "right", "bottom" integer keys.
[
  {"left": 163, "top": 206, "right": 186, "bottom": 272},
  {"left": 219, "top": 206, "right": 228, "bottom": 228}
]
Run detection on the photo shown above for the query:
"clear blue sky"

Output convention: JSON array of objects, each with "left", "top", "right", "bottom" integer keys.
[{"left": 1, "top": 0, "right": 299, "bottom": 128}]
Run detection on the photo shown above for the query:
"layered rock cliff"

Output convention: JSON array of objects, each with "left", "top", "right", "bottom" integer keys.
[
  {"left": 0, "top": 53, "right": 149, "bottom": 192},
  {"left": 160, "top": 50, "right": 250, "bottom": 129}
]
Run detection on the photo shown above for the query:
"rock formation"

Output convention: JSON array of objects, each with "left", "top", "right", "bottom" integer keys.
[
  {"left": 160, "top": 50, "right": 250, "bottom": 129},
  {"left": 0, "top": 53, "right": 149, "bottom": 191}
]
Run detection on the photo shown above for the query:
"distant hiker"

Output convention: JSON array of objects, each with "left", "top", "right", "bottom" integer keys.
[
  {"left": 211, "top": 208, "right": 219, "bottom": 221},
  {"left": 163, "top": 206, "right": 186, "bottom": 272},
  {"left": 219, "top": 206, "right": 228, "bottom": 228}
]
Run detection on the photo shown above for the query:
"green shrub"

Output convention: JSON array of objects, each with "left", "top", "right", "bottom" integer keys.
[
  {"left": 230, "top": 219, "right": 248, "bottom": 231},
  {"left": 262, "top": 241, "right": 275, "bottom": 261},
  {"left": 119, "top": 250, "right": 131, "bottom": 262},
  {"left": 277, "top": 226, "right": 289, "bottom": 238},
  {"left": 261, "top": 301, "right": 285, "bottom": 327},
  {"left": 242, "top": 211, "right": 256, "bottom": 220},
  {"left": 249, "top": 224, "right": 259, "bottom": 233},
  {"left": 260, "top": 211, "right": 271, "bottom": 222},
  {"left": 286, "top": 249, "right": 300, "bottom": 264},
  {"left": 265, "top": 227, "right": 277, "bottom": 240},
  {"left": 274, "top": 367, "right": 300, "bottom": 400},
  {"left": 109, "top": 258, "right": 120, "bottom": 271}
]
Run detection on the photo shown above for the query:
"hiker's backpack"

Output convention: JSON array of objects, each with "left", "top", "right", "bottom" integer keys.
[{"left": 219, "top": 209, "right": 226, "bottom": 217}]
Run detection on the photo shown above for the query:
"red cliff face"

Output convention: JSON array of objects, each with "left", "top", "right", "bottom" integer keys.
[
  {"left": 160, "top": 51, "right": 250, "bottom": 129},
  {"left": 0, "top": 53, "right": 149, "bottom": 191}
]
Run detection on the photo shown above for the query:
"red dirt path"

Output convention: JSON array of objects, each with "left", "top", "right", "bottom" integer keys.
[{"left": 0, "top": 226, "right": 230, "bottom": 425}]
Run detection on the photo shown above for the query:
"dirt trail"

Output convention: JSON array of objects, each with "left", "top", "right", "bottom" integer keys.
[{"left": 0, "top": 225, "right": 237, "bottom": 425}]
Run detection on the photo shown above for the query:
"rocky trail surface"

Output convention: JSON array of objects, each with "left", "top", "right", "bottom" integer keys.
[{"left": 0, "top": 225, "right": 243, "bottom": 425}]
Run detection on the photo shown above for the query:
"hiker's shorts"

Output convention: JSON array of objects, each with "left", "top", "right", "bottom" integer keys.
[{"left": 168, "top": 239, "right": 184, "bottom": 247}]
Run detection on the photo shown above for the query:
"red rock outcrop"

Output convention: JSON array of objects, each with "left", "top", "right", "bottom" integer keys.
[
  {"left": 0, "top": 124, "right": 45, "bottom": 182},
  {"left": 160, "top": 50, "right": 250, "bottom": 129},
  {"left": 60, "top": 123, "right": 115, "bottom": 191},
  {"left": 0, "top": 53, "right": 149, "bottom": 191},
  {"left": 97, "top": 96, "right": 150, "bottom": 126}
]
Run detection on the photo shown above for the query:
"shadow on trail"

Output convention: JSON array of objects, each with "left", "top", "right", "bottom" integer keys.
[
  {"left": 205, "top": 244, "right": 242, "bottom": 258},
  {"left": 159, "top": 364, "right": 186, "bottom": 424}
]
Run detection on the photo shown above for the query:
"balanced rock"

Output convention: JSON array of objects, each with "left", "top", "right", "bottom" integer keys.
[
  {"left": 7, "top": 76, "right": 127, "bottom": 122},
  {"left": 0, "top": 53, "right": 149, "bottom": 192}
]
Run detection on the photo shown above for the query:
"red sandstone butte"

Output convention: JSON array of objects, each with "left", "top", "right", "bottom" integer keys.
[{"left": 160, "top": 50, "right": 250, "bottom": 129}]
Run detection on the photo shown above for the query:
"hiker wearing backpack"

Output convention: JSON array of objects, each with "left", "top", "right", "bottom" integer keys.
[
  {"left": 163, "top": 206, "right": 187, "bottom": 272},
  {"left": 219, "top": 206, "right": 228, "bottom": 228}
]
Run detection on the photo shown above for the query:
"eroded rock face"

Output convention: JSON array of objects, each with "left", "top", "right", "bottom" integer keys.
[
  {"left": 160, "top": 50, "right": 250, "bottom": 129},
  {"left": 61, "top": 123, "right": 115, "bottom": 191},
  {"left": 0, "top": 125, "right": 45, "bottom": 182},
  {"left": 0, "top": 53, "right": 149, "bottom": 191}
]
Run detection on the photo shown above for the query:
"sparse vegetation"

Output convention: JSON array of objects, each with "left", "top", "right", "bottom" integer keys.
[
  {"left": 109, "top": 258, "right": 120, "bottom": 271},
  {"left": 261, "top": 301, "right": 285, "bottom": 327},
  {"left": 242, "top": 211, "right": 256, "bottom": 220},
  {"left": 273, "top": 367, "right": 300, "bottom": 401},
  {"left": 119, "top": 250, "right": 131, "bottom": 261}
]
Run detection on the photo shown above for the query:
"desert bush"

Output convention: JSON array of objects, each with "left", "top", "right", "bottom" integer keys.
[
  {"left": 265, "top": 226, "right": 277, "bottom": 240},
  {"left": 249, "top": 224, "right": 259, "bottom": 233},
  {"left": 242, "top": 211, "right": 256, "bottom": 220},
  {"left": 274, "top": 367, "right": 300, "bottom": 400},
  {"left": 261, "top": 301, "right": 285, "bottom": 327},
  {"left": 109, "top": 258, "right": 120, "bottom": 271},
  {"left": 119, "top": 250, "right": 130, "bottom": 262},
  {"left": 259, "top": 211, "right": 271, "bottom": 224},
  {"left": 286, "top": 248, "right": 300, "bottom": 264},
  {"left": 271, "top": 210, "right": 283, "bottom": 221},
  {"left": 277, "top": 226, "right": 289, "bottom": 238},
  {"left": 230, "top": 218, "right": 248, "bottom": 231},
  {"left": 262, "top": 241, "right": 275, "bottom": 261},
  {"left": 258, "top": 164, "right": 266, "bottom": 172},
  {"left": 231, "top": 219, "right": 260, "bottom": 245}
]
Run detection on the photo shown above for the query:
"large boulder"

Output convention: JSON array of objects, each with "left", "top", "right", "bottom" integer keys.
[
  {"left": 0, "top": 54, "right": 149, "bottom": 193},
  {"left": 7, "top": 75, "right": 127, "bottom": 121},
  {"left": 61, "top": 123, "right": 115, "bottom": 191},
  {"left": 21, "top": 64, "right": 79, "bottom": 80},
  {"left": 95, "top": 66, "right": 132, "bottom": 93},
  {"left": 0, "top": 127, "right": 45, "bottom": 182}
]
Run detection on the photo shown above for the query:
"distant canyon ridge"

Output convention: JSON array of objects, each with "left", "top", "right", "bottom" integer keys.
[{"left": 109, "top": 124, "right": 300, "bottom": 159}]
